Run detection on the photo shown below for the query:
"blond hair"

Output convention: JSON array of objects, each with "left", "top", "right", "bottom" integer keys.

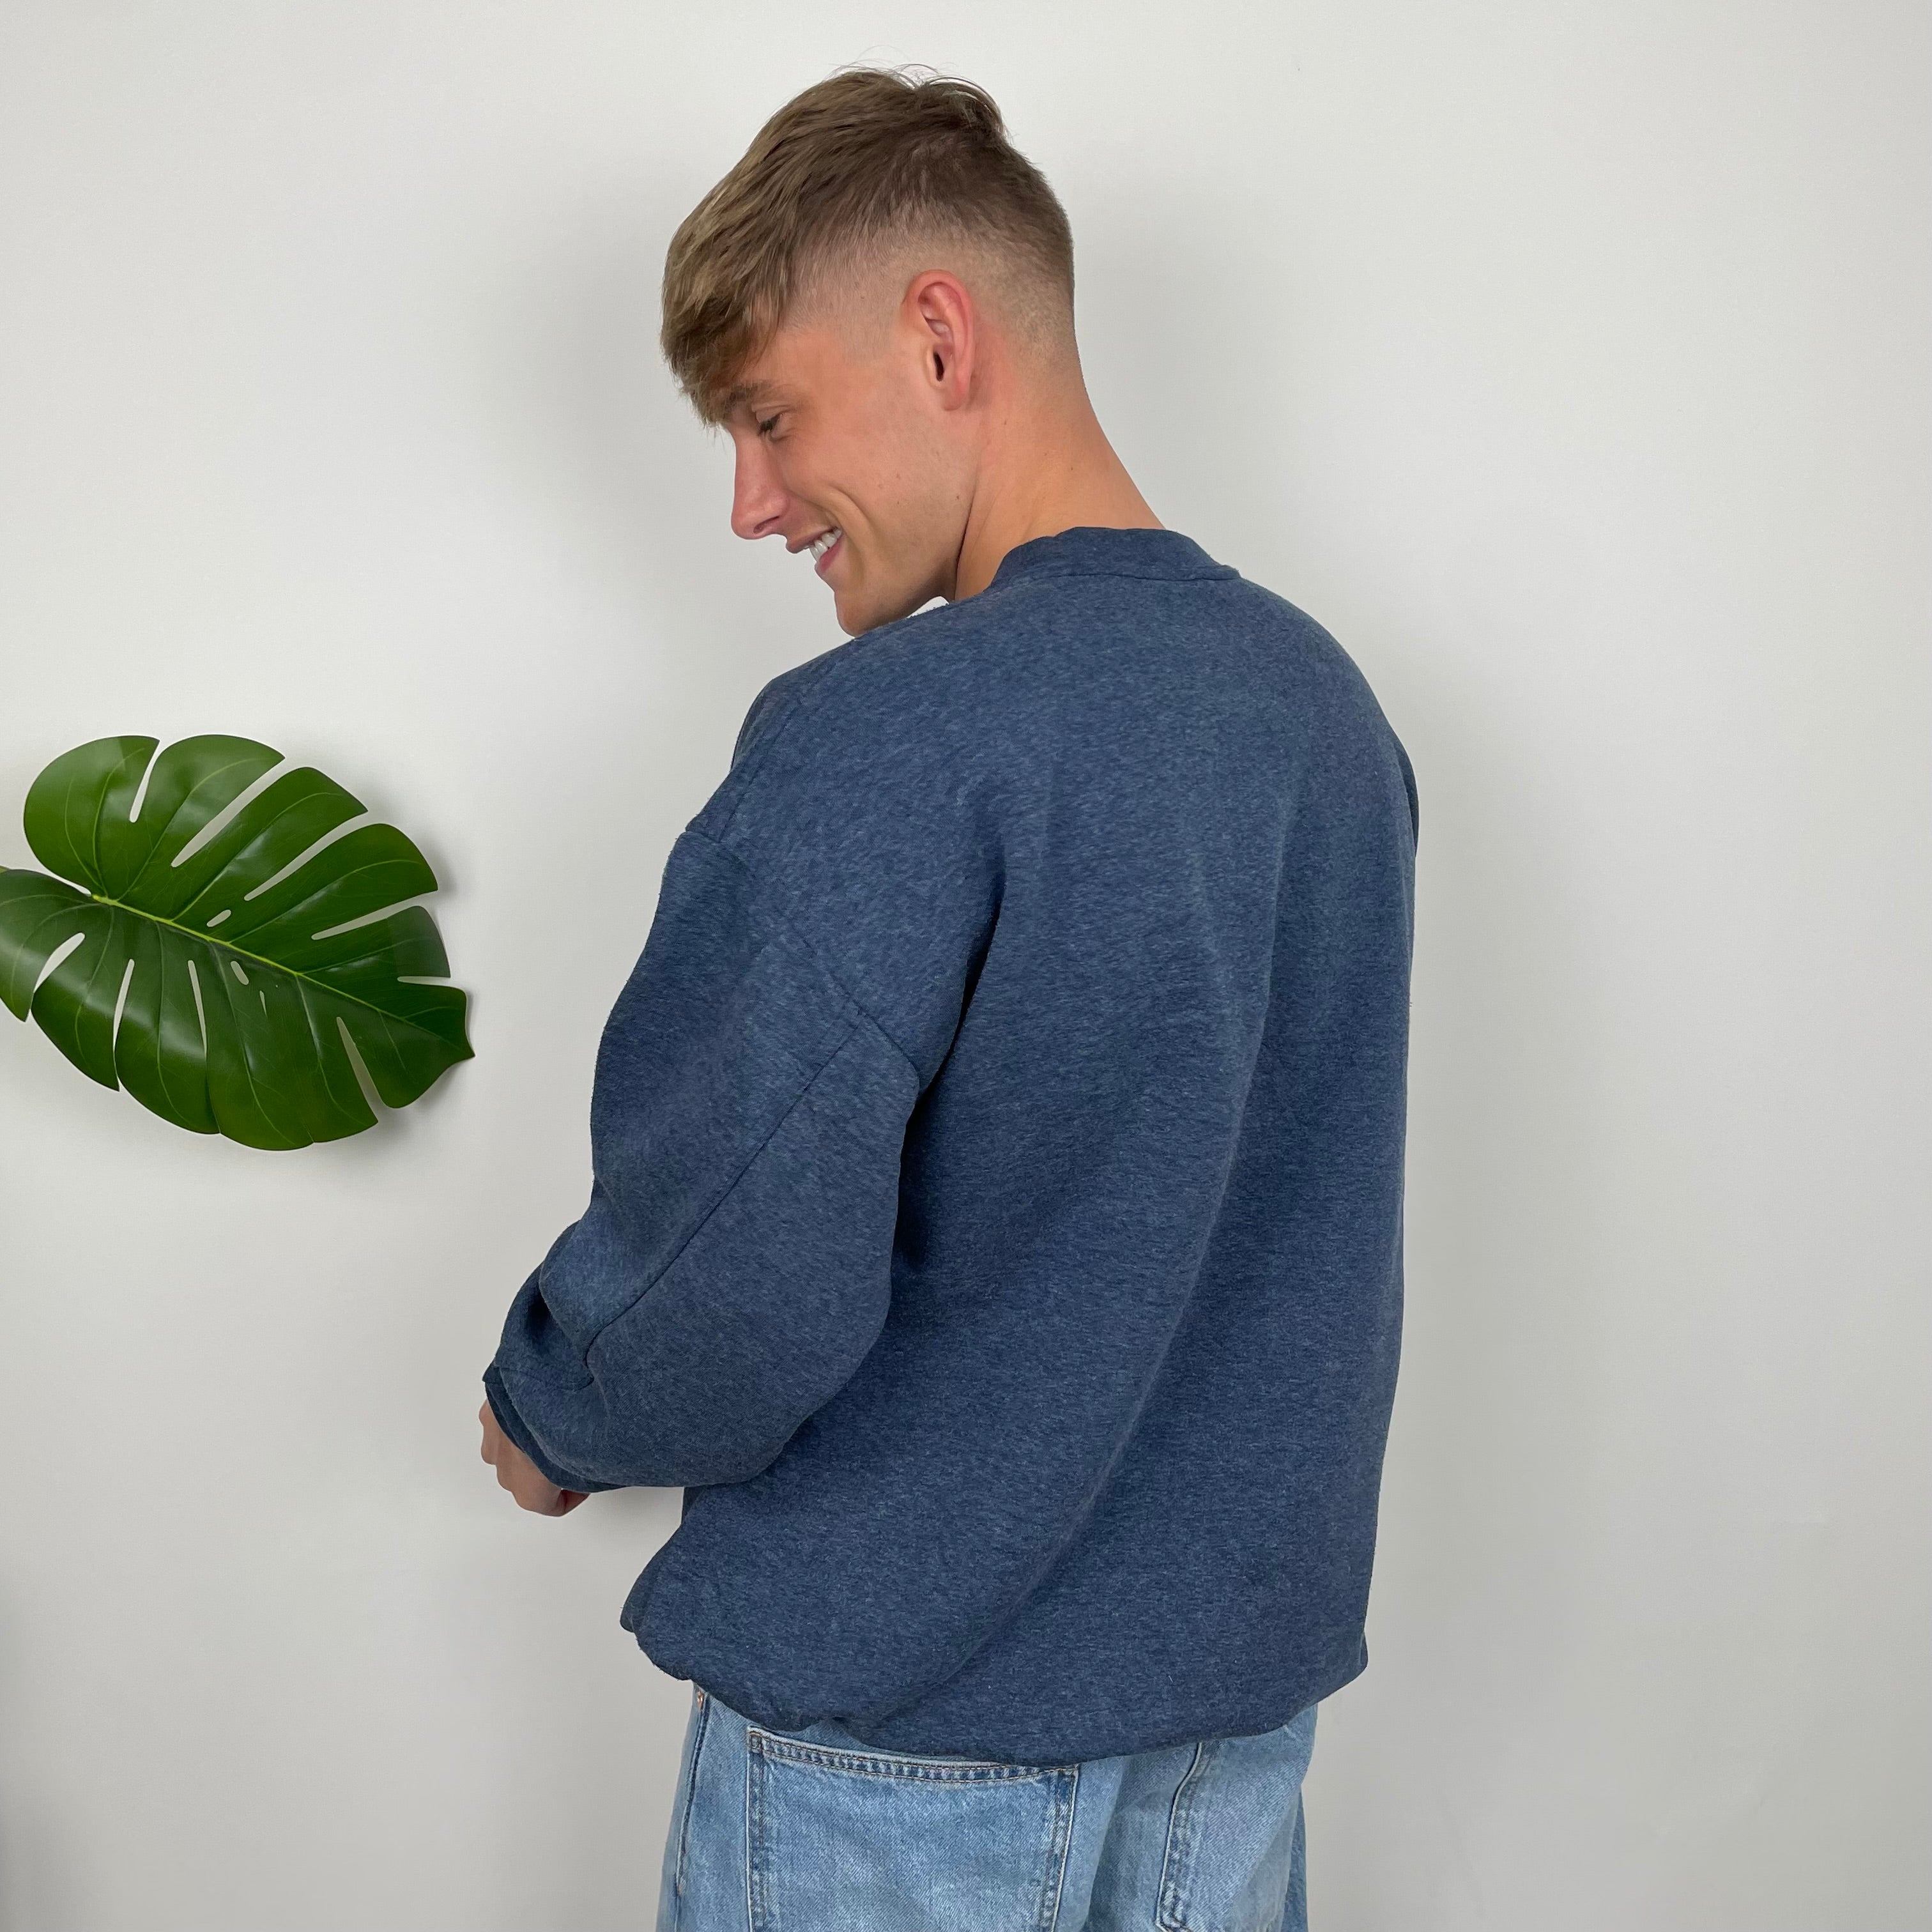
[{"left": 660, "top": 65, "right": 1077, "bottom": 423}]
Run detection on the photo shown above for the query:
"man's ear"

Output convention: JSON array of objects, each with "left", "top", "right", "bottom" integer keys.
[{"left": 905, "top": 270, "right": 977, "bottom": 411}]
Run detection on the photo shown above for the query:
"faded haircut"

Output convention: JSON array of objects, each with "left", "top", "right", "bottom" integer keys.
[{"left": 660, "top": 65, "right": 1077, "bottom": 424}]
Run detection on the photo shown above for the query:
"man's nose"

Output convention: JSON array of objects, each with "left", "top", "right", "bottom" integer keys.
[{"left": 730, "top": 443, "right": 789, "bottom": 542}]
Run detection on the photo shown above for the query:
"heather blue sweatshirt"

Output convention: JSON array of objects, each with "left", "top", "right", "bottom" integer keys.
[{"left": 485, "top": 525, "right": 1417, "bottom": 1763}]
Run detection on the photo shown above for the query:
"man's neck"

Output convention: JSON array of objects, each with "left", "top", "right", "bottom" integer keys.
[{"left": 949, "top": 392, "right": 1162, "bottom": 603}]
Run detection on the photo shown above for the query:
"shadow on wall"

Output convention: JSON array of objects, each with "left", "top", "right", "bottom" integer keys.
[
  {"left": 0, "top": 1600, "right": 81, "bottom": 1932},
  {"left": 491, "top": 169, "right": 800, "bottom": 672},
  {"left": 458, "top": 174, "right": 830, "bottom": 1022},
  {"left": 1310, "top": 649, "right": 1611, "bottom": 1918}
]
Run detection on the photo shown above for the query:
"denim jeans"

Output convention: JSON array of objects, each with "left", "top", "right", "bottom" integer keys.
[{"left": 656, "top": 1685, "right": 1317, "bottom": 1931}]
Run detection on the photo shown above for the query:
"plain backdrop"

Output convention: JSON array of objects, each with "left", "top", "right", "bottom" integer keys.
[{"left": 1, "top": 4, "right": 1926, "bottom": 1928}]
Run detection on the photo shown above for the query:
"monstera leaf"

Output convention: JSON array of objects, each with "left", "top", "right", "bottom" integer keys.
[{"left": 0, "top": 735, "right": 471, "bottom": 1149}]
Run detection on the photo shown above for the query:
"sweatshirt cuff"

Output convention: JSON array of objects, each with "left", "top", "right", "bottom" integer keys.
[{"left": 482, "top": 1361, "right": 618, "bottom": 1494}]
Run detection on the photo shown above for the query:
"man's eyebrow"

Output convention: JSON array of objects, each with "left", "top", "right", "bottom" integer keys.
[{"left": 718, "top": 378, "right": 784, "bottom": 418}]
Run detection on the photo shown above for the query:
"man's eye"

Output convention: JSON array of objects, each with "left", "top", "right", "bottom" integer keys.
[{"left": 756, "top": 413, "right": 782, "bottom": 440}]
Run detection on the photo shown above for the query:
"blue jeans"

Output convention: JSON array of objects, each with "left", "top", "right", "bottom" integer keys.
[{"left": 656, "top": 1685, "right": 1317, "bottom": 1931}]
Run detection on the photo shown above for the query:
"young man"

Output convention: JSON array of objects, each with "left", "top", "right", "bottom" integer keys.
[{"left": 480, "top": 65, "right": 1416, "bottom": 1932}]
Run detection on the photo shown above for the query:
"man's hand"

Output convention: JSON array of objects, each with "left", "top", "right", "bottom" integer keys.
[{"left": 479, "top": 1400, "right": 588, "bottom": 1515}]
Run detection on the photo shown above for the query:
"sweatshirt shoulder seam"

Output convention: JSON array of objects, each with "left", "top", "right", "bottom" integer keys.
[
  {"left": 711, "top": 673, "right": 823, "bottom": 842},
  {"left": 682, "top": 822, "right": 925, "bottom": 1087},
  {"left": 581, "top": 1010, "right": 868, "bottom": 1367}
]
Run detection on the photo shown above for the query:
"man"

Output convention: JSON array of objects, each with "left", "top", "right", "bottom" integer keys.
[{"left": 480, "top": 64, "right": 1416, "bottom": 1932}]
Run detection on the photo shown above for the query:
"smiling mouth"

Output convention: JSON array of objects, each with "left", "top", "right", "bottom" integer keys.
[{"left": 808, "top": 527, "right": 843, "bottom": 575}]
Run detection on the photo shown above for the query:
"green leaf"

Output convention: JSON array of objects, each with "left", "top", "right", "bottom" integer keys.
[{"left": 0, "top": 734, "right": 473, "bottom": 1149}]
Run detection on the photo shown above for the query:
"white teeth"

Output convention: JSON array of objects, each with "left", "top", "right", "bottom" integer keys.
[{"left": 808, "top": 528, "right": 841, "bottom": 562}]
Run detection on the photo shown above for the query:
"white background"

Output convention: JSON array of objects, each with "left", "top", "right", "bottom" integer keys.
[{"left": 1, "top": 4, "right": 1925, "bottom": 1928}]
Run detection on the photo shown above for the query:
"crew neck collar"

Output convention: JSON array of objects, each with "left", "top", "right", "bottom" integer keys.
[{"left": 985, "top": 525, "right": 1234, "bottom": 592}]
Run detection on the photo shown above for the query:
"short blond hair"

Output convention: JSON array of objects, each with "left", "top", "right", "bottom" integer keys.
[{"left": 660, "top": 65, "right": 1077, "bottom": 424}]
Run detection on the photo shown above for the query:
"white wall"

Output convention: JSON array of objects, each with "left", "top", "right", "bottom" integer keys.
[{"left": 0, "top": 4, "right": 1924, "bottom": 1928}]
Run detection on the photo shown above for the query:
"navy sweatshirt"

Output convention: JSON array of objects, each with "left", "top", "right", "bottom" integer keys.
[{"left": 485, "top": 525, "right": 1417, "bottom": 1764}]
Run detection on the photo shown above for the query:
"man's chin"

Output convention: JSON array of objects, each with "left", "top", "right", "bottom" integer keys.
[
  {"left": 835, "top": 580, "right": 931, "bottom": 638},
  {"left": 831, "top": 591, "right": 887, "bottom": 638}
]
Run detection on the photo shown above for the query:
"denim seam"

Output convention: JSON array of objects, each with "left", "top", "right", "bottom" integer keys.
[
  {"left": 1041, "top": 1761, "right": 1079, "bottom": 1932},
  {"left": 749, "top": 1729, "right": 1059, "bottom": 1784},
  {"left": 670, "top": 1687, "right": 710, "bottom": 1917},
  {"left": 746, "top": 1731, "right": 763, "bottom": 1932},
  {"left": 1155, "top": 1740, "right": 1209, "bottom": 1931}
]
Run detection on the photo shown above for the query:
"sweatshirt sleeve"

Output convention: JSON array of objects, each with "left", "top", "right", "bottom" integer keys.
[{"left": 484, "top": 656, "right": 993, "bottom": 1492}]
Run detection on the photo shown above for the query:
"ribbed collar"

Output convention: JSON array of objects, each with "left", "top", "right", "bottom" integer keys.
[{"left": 986, "top": 525, "right": 1234, "bottom": 591}]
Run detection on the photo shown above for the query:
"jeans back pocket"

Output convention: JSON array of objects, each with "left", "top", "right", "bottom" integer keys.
[{"left": 747, "top": 1730, "right": 1078, "bottom": 1932}]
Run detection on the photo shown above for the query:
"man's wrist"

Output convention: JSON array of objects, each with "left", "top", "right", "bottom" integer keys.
[{"left": 481, "top": 1362, "right": 611, "bottom": 1493}]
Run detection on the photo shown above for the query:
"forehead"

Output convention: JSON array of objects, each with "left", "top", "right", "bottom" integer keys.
[{"left": 716, "top": 310, "right": 868, "bottom": 421}]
